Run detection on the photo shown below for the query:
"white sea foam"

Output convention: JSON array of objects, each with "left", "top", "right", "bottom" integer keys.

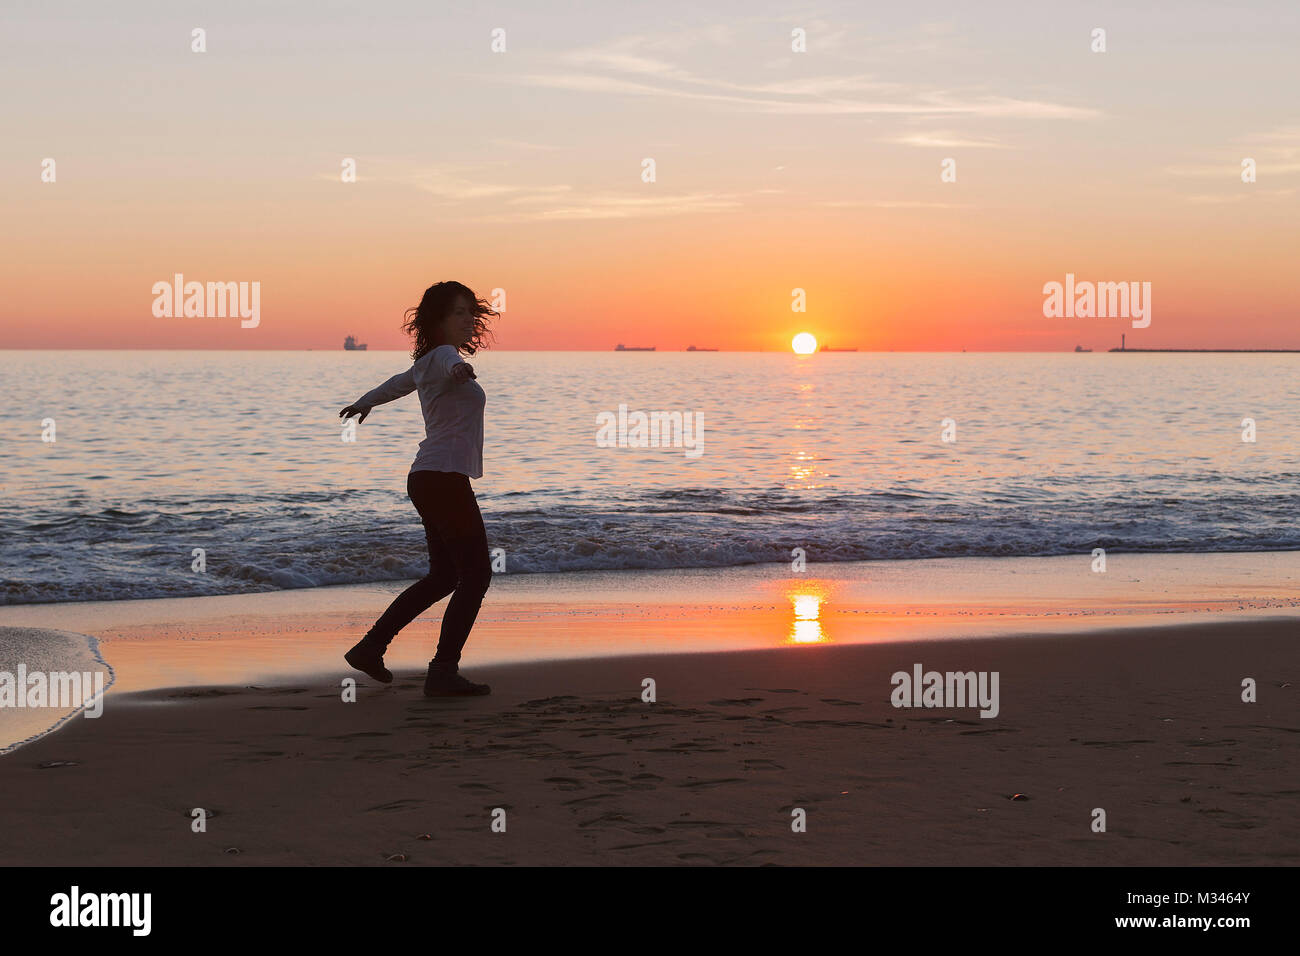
[{"left": 0, "top": 627, "right": 114, "bottom": 753}]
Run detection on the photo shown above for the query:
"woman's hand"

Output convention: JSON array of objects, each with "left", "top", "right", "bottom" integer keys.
[
  {"left": 451, "top": 362, "right": 476, "bottom": 384},
  {"left": 339, "top": 403, "right": 371, "bottom": 424}
]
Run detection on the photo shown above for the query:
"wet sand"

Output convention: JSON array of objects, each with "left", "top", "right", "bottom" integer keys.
[{"left": 5, "top": 552, "right": 1300, "bottom": 695}]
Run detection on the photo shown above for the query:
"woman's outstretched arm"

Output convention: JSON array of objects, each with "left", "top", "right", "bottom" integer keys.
[{"left": 339, "top": 363, "right": 417, "bottom": 423}]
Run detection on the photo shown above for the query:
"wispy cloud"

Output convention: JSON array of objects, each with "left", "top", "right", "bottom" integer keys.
[
  {"left": 1167, "top": 125, "right": 1300, "bottom": 178},
  {"left": 401, "top": 166, "right": 538, "bottom": 201},
  {"left": 496, "top": 31, "right": 1099, "bottom": 120},
  {"left": 1253, "top": 125, "right": 1300, "bottom": 155},
  {"left": 1184, "top": 187, "right": 1296, "bottom": 203},
  {"left": 885, "top": 131, "right": 1008, "bottom": 149},
  {"left": 478, "top": 191, "right": 745, "bottom": 222},
  {"left": 1167, "top": 162, "right": 1300, "bottom": 178},
  {"left": 515, "top": 69, "right": 1097, "bottom": 118},
  {"left": 354, "top": 158, "right": 747, "bottom": 222}
]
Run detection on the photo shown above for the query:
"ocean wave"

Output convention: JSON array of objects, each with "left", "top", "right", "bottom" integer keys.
[{"left": 3, "top": 486, "right": 1300, "bottom": 604}]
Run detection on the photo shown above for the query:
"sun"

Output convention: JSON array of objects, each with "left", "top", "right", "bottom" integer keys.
[{"left": 791, "top": 332, "right": 818, "bottom": 355}]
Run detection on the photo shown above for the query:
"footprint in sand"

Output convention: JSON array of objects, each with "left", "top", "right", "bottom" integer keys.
[
  {"left": 247, "top": 705, "right": 310, "bottom": 711},
  {"left": 1082, "top": 738, "right": 1155, "bottom": 747},
  {"left": 577, "top": 811, "right": 630, "bottom": 829},
  {"left": 364, "top": 798, "right": 423, "bottom": 813},
  {"left": 608, "top": 839, "right": 682, "bottom": 851},
  {"left": 668, "top": 818, "right": 726, "bottom": 827},
  {"left": 563, "top": 794, "right": 615, "bottom": 807},
  {"left": 646, "top": 740, "right": 726, "bottom": 754},
  {"left": 678, "top": 778, "right": 745, "bottom": 790},
  {"left": 703, "top": 828, "right": 748, "bottom": 840}
]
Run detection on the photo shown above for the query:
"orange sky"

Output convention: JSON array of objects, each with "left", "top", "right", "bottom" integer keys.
[{"left": 2, "top": 2, "right": 1297, "bottom": 351}]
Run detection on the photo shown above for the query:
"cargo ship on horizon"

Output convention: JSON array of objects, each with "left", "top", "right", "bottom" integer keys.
[{"left": 1109, "top": 334, "right": 1300, "bottom": 353}]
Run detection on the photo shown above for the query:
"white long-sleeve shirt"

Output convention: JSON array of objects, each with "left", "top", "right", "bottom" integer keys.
[{"left": 355, "top": 344, "right": 485, "bottom": 478}]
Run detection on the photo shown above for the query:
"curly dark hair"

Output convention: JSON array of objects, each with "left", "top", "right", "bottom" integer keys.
[{"left": 402, "top": 281, "right": 498, "bottom": 360}]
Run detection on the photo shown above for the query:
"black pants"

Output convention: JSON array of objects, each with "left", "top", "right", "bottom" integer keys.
[{"left": 367, "top": 470, "right": 492, "bottom": 666}]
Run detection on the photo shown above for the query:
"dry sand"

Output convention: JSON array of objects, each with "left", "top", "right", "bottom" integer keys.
[{"left": 0, "top": 618, "right": 1294, "bottom": 866}]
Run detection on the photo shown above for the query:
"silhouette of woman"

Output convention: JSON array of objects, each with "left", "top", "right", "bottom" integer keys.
[{"left": 340, "top": 281, "right": 498, "bottom": 696}]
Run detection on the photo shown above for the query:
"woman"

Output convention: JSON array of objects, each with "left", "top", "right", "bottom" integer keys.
[{"left": 340, "top": 281, "right": 497, "bottom": 696}]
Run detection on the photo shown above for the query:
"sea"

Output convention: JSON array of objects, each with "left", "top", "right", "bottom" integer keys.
[{"left": 3, "top": 350, "right": 1299, "bottom": 606}]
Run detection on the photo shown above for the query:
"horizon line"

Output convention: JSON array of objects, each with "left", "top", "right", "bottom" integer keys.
[{"left": 5, "top": 347, "right": 1299, "bottom": 354}]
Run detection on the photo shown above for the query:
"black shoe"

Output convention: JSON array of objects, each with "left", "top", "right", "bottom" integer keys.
[
  {"left": 344, "top": 634, "right": 393, "bottom": 684},
  {"left": 423, "top": 661, "right": 490, "bottom": 697}
]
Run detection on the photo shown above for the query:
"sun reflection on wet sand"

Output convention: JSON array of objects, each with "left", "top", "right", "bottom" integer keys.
[{"left": 788, "top": 590, "right": 828, "bottom": 644}]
